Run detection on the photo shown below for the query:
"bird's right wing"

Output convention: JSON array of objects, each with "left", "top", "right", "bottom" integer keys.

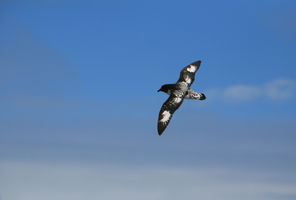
[{"left": 158, "top": 91, "right": 185, "bottom": 135}]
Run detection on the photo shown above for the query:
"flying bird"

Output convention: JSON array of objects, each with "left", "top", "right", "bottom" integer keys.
[{"left": 157, "top": 60, "right": 206, "bottom": 135}]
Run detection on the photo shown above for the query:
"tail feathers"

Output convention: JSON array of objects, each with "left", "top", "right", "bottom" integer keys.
[
  {"left": 198, "top": 93, "right": 206, "bottom": 100},
  {"left": 185, "top": 90, "right": 206, "bottom": 100}
]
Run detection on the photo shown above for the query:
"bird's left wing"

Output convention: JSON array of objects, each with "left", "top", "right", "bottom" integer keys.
[
  {"left": 177, "top": 60, "right": 201, "bottom": 87},
  {"left": 158, "top": 91, "right": 185, "bottom": 135}
]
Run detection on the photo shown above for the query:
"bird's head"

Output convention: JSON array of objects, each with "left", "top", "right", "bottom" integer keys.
[{"left": 157, "top": 84, "right": 172, "bottom": 93}]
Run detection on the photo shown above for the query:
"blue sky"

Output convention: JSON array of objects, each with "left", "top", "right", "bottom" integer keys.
[{"left": 1, "top": 0, "right": 296, "bottom": 199}]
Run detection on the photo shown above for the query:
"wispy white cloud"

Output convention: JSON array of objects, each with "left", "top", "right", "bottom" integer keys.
[
  {"left": 223, "top": 85, "right": 261, "bottom": 102},
  {"left": 265, "top": 78, "right": 296, "bottom": 100},
  {"left": 208, "top": 78, "right": 296, "bottom": 102}
]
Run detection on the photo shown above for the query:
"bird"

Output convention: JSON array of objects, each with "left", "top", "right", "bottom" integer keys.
[{"left": 157, "top": 60, "right": 206, "bottom": 135}]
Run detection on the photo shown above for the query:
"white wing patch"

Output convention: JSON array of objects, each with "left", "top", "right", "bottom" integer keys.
[
  {"left": 160, "top": 110, "right": 171, "bottom": 122},
  {"left": 174, "top": 97, "right": 182, "bottom": 103},
  {"left": 187, "top": 65, "right": 196, "bottom": 73},
  {"left": 185, "top": 76, "right": 191, "bottom": 84}
]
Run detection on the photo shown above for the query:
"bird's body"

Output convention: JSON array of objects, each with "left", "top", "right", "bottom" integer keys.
[
  {"left": 157, "top": 60, "right": 206, "bottom": 135},
  {"left": 158, "top": 84, "right": 206, "bottom": 100}
]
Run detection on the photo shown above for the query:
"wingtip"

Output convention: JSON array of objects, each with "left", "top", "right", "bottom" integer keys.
[
  {"left": 158, "top": 128, "right": 164, "bottom": 136},
  {"left": 191, "top": 60, "right": 201, "bottom": 66}
]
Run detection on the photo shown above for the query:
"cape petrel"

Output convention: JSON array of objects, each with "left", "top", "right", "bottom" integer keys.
[{"left": 157, "top": 60, "right": 206, "bottom": 135}]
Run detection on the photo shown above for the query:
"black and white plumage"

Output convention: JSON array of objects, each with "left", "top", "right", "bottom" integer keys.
[{"left": 157, "top": 60, "right": 206, "bottom": 135}]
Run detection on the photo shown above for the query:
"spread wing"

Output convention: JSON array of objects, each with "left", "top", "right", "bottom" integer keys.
[
  {"left": 177, "top": 60, "right": 201, "bottom": 87},
  {"left": 157, "top": 60, "right": 202, "bottom": 135},
  {"left": 158, "top": 91, "right": 185, "bottom": 135}
]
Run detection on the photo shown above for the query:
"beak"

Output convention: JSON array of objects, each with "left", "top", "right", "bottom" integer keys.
[{"left": 157, "top": 89, "right": 160, "bottom": 92}]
